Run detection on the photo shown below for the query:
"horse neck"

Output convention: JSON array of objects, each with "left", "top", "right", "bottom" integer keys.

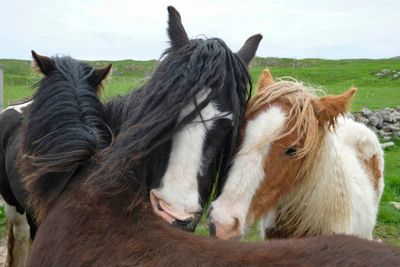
[
  {"left": 45, "top": 186, "right": 398, "bottom": 266},
  {"left": 70, "top": 192, "right": 270, "bottom": 265},
  {"left": 139, "top": 212, "right": 280, "bottom": 265},
  {"left": 138, "top": 210, "right": 396, "bottom": 266},
  {"left": 275, "top": 130, "right": 352, "bottom": 236}
]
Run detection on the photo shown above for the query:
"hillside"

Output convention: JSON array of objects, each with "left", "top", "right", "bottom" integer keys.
[{"left": 1, "top": 57, "right": 399, "bottom": 110}]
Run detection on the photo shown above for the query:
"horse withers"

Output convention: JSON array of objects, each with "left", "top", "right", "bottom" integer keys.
[{"left": 208, "top": 69, "right": 384, "bottom": 240}]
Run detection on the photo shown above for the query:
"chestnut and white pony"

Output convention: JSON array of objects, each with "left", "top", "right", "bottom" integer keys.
[{"left": 208, "top": 69, "right": 384, "bottom": 241}]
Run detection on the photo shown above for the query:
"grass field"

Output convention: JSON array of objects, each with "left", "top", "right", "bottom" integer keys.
[
  {"left": 0, "top": 57, "right": 399, "bottom": 245},
  {"left": 1, "top": 57, "right": 400, "bottom": 110}
]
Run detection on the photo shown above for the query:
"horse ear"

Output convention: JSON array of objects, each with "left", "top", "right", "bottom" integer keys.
[
  {"left": 167, "top": 6, "right": 189, "bottom": 50},
  {"left": 236, "top": 34, "right": 263, "bottom": 66},
  {"left": 89, "top": 64, "right": 112, "bottom": 88},
  {"left": 312, "top": 87, "right": 357, "bottom": 126},
  {"left": 31, "top": 50, "right": 54, "bottom": 75},
  {"left": 257, "top": 69, "right": 274, "bottom": 92}
]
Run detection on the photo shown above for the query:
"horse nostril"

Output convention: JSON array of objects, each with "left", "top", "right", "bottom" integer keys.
[
  {"left": 193, "top": 211, "right": 202, "bottom": 221},
  {"left": 209, "top": 222, "right": 216, "bottom": 238},
  {"left": 174, "top": 217, "right": 194, "bottom": 228}
]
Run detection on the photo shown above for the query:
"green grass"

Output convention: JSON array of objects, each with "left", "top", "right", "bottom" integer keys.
[
  {"left": 0, "top": 57, "right": 399, "bottom": 246},
  {"left": 251, "top": 58, "right": 400, "bottom": 111},
  {"left": 1, "top": 57, "right": 400, "bottom": 111},
  {"left": 0, "top": 207, "right": 6, "bottom": 239},
  {"left": 374, "top": 138, "right": 400, "bottom": 246}
]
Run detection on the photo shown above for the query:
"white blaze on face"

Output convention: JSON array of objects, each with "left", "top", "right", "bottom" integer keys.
[
  {"left": 151, "top": 89, "right": 232, "bottom": 222},
  {"left": 4, "top": 101, "right": 32, "bottom": 113},
  {"left": 209, "top": 106, "right": 286, "bottom": 237}
]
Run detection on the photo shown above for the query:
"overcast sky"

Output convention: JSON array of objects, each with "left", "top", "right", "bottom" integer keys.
[{"left": 1, "top": 0, "right": 399, "bottom": 60}]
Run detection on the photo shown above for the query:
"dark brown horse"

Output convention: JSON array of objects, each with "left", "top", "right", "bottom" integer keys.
[
  {"left": 21, "top": 6, "right": 400, "bottom": 267},
  {"left": 27, "top": 177, "right": 400, "bottom": 266}
]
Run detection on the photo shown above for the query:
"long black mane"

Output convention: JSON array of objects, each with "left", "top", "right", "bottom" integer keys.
[
  {"left": 88, "top": 38, "right": 252, "bottom": 203},
  {"left": 22, "top": 56, "right": 111, "bottom": 220}
]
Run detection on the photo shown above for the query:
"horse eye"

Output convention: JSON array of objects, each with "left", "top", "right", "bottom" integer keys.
[{"left": 285, "top": 147, "right": 297, "bottom": 157}]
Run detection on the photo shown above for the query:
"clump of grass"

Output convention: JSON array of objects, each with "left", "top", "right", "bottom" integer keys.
[{"left": 0, "top": 207, "right": 6, "bottom": 239}]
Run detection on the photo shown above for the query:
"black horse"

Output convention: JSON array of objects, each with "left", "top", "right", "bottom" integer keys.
[
  {"left": 0, "top": 51, "right": 111, "bottom": 266},
  {"left": 0, "top": 98, "right": 35, "bottom": 267},
  {"left": 96, "top": 6, "right": 261, "bottom": 230}
]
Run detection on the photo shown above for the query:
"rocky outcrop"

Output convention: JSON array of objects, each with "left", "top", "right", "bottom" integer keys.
[
  {"left": 352, "top": 107, "right": 400, "bottom": 141},
  {"left": 376, "top": 69, "right": 400, "bottom": 79}
]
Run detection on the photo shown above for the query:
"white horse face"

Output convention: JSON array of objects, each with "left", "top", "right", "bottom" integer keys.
[
  {"left": 208, "top": 104, "right": 290, "bottom": 239},
  {"left": 150, "top": 90, "right": 233, "bottom": 231}
]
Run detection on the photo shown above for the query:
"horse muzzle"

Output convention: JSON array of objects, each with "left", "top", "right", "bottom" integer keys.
[{"left": 150, "top": 190, "right": 202, "bottom": 232}]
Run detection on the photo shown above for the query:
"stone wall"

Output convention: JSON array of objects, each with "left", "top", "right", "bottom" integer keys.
[
  {"left": 352, "top": 107, "right": 400, "bottom": 141},
  {"left": 376, "top": 69, "right": 400, "bottom": 79}
]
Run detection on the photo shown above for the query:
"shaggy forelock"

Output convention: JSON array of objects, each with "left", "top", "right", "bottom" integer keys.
[
  {"left": 245, "top": 79, "right": 327, "bottom": 185},
  {"left": 87, "top": 37, "right": 252, "bottom": 200}
]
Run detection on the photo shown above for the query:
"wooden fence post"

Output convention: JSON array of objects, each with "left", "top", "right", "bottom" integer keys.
[{"left": 0, "top": 69, "right": 3, "bottom": 111}]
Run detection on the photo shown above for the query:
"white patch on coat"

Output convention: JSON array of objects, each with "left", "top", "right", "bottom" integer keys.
[
  {"left": 152, "top": 89, "right": 232, "bottom": 215},
  {"left": 335, "top": 118, "right": 384, "bottom": 238},
  {"left": 336, "top": 117, "right": 384, "bottom": 199},
  {"left": 4, "top": 203, "right": 30, "bottom": 267},
  {"left": 209, "top": 106, "right": 286, "bottom": 234},
  {"left": 4, "top": 101, "right": 32, "bottom": 113}
]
